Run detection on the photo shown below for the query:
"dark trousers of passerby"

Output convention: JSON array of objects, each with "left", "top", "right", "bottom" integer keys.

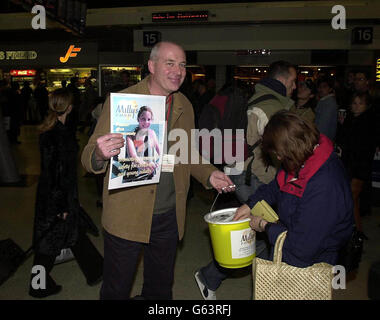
[
  {"left": 29, "top": 229, "right": 103, "bottom": 297},
  {"left": 100, "top": 209, "right": 178, "bottom": 300},
  {"left": 359, "top": 180, "right": 372, "bottom": 216}
]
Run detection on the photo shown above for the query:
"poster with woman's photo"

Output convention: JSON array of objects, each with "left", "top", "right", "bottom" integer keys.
[{"left": 108, "top": 93, "right": 166, "bottom": 190}]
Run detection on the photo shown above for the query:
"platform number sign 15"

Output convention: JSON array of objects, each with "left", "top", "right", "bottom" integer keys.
[
  {"left": 143, "top": 31, "right": 162, "bottom": 47},
  {"left": 352, "top": 27, "right": 373, "bottom": 45}
]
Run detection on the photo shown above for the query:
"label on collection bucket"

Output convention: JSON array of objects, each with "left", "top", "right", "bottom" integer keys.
[{"left": 230, "top": 228, "right": 255, "bottom": 259}]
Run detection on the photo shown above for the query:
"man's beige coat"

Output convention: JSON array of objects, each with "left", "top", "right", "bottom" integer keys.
[{"left": 81, "top": 76, "right": 216, "bottom": 243}]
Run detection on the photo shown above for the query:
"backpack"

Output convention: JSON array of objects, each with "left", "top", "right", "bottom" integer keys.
[{"left": 244, "top": 93, "right": 279, "bottom": 185}]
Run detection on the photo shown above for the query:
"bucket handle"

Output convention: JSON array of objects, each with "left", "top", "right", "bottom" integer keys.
[
  {"left": 209, "top": 184, "right": 236, "bottom": 213},
  {"left": 209, "top": 192, "right": 221, "bottom": 213}
]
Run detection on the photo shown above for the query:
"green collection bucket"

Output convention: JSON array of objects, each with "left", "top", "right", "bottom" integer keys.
[{"left": 204, "top": 207, "right": 256, "bottom": 269}]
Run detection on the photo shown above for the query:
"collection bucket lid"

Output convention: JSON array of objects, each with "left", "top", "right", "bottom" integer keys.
[{"left": 204, "top": 207, "right": 251, "bottom": 225}]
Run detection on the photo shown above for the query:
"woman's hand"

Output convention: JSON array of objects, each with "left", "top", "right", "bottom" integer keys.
[
  {"left": 250, "top": 215, "right": 268, "bottom": 232},
  {"left": 233, "top": 204, "right": 251, "bottom": 221}
]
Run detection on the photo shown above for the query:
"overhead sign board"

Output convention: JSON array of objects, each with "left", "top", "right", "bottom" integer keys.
[
  {"left": 0, "top": 50, "right": 37, "bottom": 60},
  {"left": 152, "top": 11, "right": 208, "bottom": 22},
  {"left": 0, "top": 42, "right": 98, "bottom": 66}
]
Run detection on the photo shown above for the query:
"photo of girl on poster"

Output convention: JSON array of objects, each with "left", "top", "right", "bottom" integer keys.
[{"left": 123, "top": 106, "right": 160, "bottom": 182}]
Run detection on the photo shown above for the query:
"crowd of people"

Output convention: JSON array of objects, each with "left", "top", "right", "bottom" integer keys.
[
  {"left": 0, "top": 76, "right": 99, "bottom": 145},
  {"left": 1, "top": 40, "right": 379, "bottom": 300}
]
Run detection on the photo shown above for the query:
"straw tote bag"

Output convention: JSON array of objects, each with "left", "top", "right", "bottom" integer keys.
[{"left": 252, "top": 231, "right": 333, "bottom": 300}]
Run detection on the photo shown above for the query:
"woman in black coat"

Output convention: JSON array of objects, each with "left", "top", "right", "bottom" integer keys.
[
  {"left": 336, "top": 92, "right": 376, "bottom": 236},
  {"left": 29, "top": 88, "right": 103, "bottom": 298}
]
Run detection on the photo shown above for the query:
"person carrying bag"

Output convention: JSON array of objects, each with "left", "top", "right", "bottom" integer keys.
[{"left": 232, "top": 111, "right": 354, "bottom": 300}]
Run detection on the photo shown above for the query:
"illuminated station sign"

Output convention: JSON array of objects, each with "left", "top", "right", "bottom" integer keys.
[{"left": 152, "top": 11, "right": 209, "bottom": 22}]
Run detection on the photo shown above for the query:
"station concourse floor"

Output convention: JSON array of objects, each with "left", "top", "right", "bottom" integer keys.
[{"left": 0, "top": 125, "right": 379, "bottom": 301}]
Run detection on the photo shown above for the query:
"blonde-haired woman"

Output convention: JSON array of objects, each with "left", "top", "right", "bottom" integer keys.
[{"left": 29, "top": 88, "right": 103, "bottom": 298}]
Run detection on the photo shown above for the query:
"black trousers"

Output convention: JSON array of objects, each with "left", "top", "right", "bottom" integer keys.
[
  {"left": 359, "top": 180, "right": 372, "bottom": 216},
  {"left": 100, "top": 209, "right": 178, "bottom": 300},
  {"left": 30, "top": 229, "right": 103, "bottom": 292}
]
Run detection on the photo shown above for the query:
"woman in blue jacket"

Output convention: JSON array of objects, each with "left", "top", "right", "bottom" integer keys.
[{"left": 234, "top": 110, "right": 354, "bottom": 267}]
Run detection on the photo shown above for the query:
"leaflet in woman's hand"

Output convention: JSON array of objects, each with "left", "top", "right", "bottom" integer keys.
[{"left": 250, "top": 200, "right": 279, "bottom": 222}]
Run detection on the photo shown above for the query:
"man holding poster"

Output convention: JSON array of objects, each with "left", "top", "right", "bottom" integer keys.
[{"left": 81, "top": 41, "right": 235, "bottom": 300}]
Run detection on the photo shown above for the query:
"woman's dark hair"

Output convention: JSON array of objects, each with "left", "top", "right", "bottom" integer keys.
[{"left": 262, "top": 110, "right": 320, "bottom": 173}]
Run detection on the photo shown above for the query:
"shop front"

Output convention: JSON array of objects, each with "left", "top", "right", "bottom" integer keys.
[
  {"left": 0, "top": 42, "right": 99, "bottom": 92},
  {"left": 9, "top": 69, "right": 37, "bottom": 89},
  {"left": 96, "top": 51, "right": 144, "bottom": 97},
  {"left": 98, "top": 65, "right": 142, "bottom": 97},
  {"left": 46, "top": 67, "right": 97, "bottom": 91}
]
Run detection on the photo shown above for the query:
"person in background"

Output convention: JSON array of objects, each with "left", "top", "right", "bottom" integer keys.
[
  {"left": 8, "top": 82, "right": 23, "bottom": 144},
  {"left": 29, "top": 88, "right": 103, "bottom": 299},
  {"left": 120, "top": 70, "right": 133, "bottom": 89},
  {"left": 352, "top": 70, "right": 376, "bottom": 217},
  {"left": 20, "top": 81, "right": 33, "bottom": 123},
  {"left": 336, "top": 92, "right": 376, "bottom": 238},
  {"left": 79, "top": 78, "right": 97, "bottom": 132},
  {"left": 206, "top": 78, "right": 216, "bottom": 97},
  {"left": 291, "top": 78, "right": 317, "bottom": 124},
  {"left": 81, "top": 41, "right": 234, "bottom": 300},
  {"left": 33, "top": 80, "right": 49, "bottom": 123},
  {"left": 340, "top": 70, "right": 356, "bottom": 112},
  {"left": 315, "top": 76, "right": 338, "bottom": 141},
  {"left": 354, "top": 70, "right": 370, "bottom": 95},
  {"left": 192, "top": 79, "right": 214, "bottom": 128},
  {"left": 234, "top": 110, "right": 353, "bottom": 270},
  {"left": 66, "top": 76, "right": 81, "bottom": 136}
]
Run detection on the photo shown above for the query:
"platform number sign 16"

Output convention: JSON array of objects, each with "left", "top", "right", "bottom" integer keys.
[
  {"left": 143, "top": 31, "right": 162, "bottom": 47},
  {"left": 352, "top": 27, "right": 373, "bottom": 45}
]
